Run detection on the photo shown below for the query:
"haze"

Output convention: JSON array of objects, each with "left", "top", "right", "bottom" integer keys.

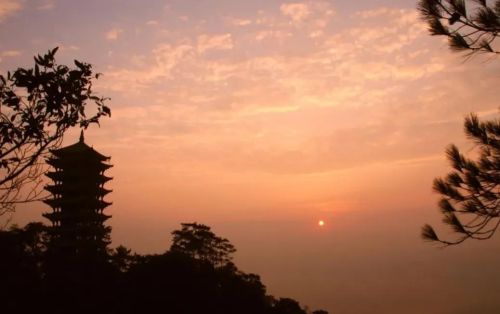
[{"left": 2, "top": 0, "right": 500, "bottom": 313}]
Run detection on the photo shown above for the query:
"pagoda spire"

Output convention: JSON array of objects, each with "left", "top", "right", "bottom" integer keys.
[{"left": 79, "top": 129, "right": 85, "bottom": 143}]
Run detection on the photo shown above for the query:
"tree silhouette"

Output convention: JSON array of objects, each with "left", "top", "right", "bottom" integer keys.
[
  {"left": 0, "top": 223, "right": 49, "bottom": 312},
  {"left": 170, "top": 222, "right": 236, "bottom": 267},
  {"left": 272, "top": 298, "right": 307, "bottom": 314},
  {"left": 422, "top": 114, "right": 500, "bottom": 245},
  {"left": 110, "top": 245, "right": 137, "bottom": 272},
  {"left": 0, "top": 47, "right": 110, "bottom": 218},
  {"left": 418, "top": 0, "right": 500, "bottom": 56},
  {"left": 0, "top": 221, "right": 326, "bottom": 313}
]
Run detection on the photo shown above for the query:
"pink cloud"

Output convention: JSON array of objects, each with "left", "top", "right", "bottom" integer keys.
[
  {"left": 197, "top": 34, "right": 234, "bottom": 53},
  {"left": 0, "top": 0, "right": 21, "bottom": 22}
]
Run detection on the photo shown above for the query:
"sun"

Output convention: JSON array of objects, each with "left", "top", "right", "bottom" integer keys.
[{"left": 318, "top": 220, "right": 325, "bottom": 227}]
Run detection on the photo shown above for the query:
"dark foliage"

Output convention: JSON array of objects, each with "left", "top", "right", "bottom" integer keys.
[
  {"left": 422, "top": 114, "right": 500, "bottom": 245},
  {"left": 0, "top": 223, "right": 47, "bottom": 312},
  {"left": 119, "top": 252, "right": 270, "bottom": 314},
  {"left": 272, "top": 298, "right": 308, "bottom": 314},
  {"left": 0, "top": 47, "right": 110, "bottom": 217},
  {"left": 1, "top": 222, "right": 326, "bottom": 314},
  {"left": 171, "top": 222, "right": 236, "bottom": 267},
  {"left": 0, "top": 223, "right": 118, "bottom": 314},
  {"left": 418, "top": 0, "right": 500, "bottom": 56}
]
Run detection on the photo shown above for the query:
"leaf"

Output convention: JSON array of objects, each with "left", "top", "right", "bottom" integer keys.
[
  {"left": 446, "top": 145, "right": 464, "bottom": 171},
  {"left": 429, "top": 18, "right": 450, "bottom": 35},
  {"left": 495, "top": 0, "right": 500, "bottom": 16},
  {"left": 102, "top": 106, "right": 111, "bottom": 117},
  {"left": 74, "top": 59, "right": 85, "bottom": 69},
  {"left": 451, "top": 0, "right": 467, "bottom": 18},
  {"left": 462, "top": 200, "right": 478, "bottom": 213},
  {"left": 446, "top": 172, "right": 463, "bottom": 187},
  {"left": 438, "top": 199, "right": 456, "bottom": 214},
  {"left": 449, "top": 33, "right": 470, "bottom": 51},
  {"left": 443, "top": 213, "right": 467, "bottom": 234},
  {"left": 418, "top": 0, "right": 444, "bottom": 20},
  {"left": 449, "top": 12, "right": 461, "bottom": 25},
  {"left": 476, "top": 7, "right": 500, "bottom": 29},
  {"left": 421, "top": 224, "right": 439, "bottom": 242}
]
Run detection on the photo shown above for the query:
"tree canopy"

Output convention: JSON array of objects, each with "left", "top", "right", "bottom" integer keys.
[
  {"left": 422, "top": 114, "right": 500, "bottom": 245},
  {"left": 0, "top": 221, "right": 328, "bottom": 314},
  {"left": 0, "top": 47, "right": 110, "bottom": 218},
  {"left": 170, "top": 222, "right": 236, "bottom": 267},
  {"left": 418, "top": 0, "right": 500, "bottom": 56}
]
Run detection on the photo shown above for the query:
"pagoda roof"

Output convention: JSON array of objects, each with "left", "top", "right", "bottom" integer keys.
[
  {"left": 45, "top": 185, "right": 112, "bottom": 196},
  {"left": 51, "top": 131, "right": 110, "bottom": 161},
  {"left": 46, "top": 157, "right": 113, "bottom": 170},
  {"left": 43, "top": 198, "right": 112, "bottom": 209},
  {"left": 43, "top": 211, "right": 111, "bottom": 222},
  {"left": 45, "top": 171, "right": 112, "bottom": 183}
]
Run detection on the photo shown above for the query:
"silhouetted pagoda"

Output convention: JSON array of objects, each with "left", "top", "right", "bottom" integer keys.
[{"left": 43, "top": 132, "right": 112, "bottom": 256}]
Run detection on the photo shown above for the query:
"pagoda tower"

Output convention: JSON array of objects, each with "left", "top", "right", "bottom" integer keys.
[{"left": 43, "top": 132, "right": 112, "bottom": 256}]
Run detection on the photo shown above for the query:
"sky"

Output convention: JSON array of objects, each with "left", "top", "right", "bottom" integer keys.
[{"left": 2, "top": 0, "right": 500, "bottom": 313}]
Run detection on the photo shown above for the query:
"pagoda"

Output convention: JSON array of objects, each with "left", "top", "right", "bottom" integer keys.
[{"left": 43, "top": 131, "right": 112, "bottom": 256}]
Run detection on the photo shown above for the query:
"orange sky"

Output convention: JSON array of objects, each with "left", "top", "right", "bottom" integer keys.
[{"left": 2, "top": 0, "right": 500, "bottom": 313}]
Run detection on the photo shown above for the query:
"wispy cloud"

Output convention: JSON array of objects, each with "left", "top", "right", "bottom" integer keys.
[
  {"left": 0, "top": 0, "right": 22, "bottom": 22},
  {"left": 197, "top": 34, "right": 233, "bottom": 53},
  {"left": 280, "top": 3, "right": 311, "bottom": 22},
  {"left": 37, "top": 0, "right": 56, "bottom": 11},
  {"left": 227, "top": 17, "right": 252, "bottom": 26},
  {"left": 94, "top": 5, "right": 499, "bottom": 176},
  {"left": 105, "top": 27, "right": 123, "bottom": 40},
  {"left": 146, "top": 20, "right": 159, "bottom": 26},
  {"left": 0, "top": 49, "right": 21, "bottom": 63},
  {"left": 255, "top": 30, "right": 292, "bottom": 41},
  {"left": 1, "top": 49, "right": 20, "bottom": 57},
  {"left": 55, "top": 44, "right": 79, "bottom": 53}
]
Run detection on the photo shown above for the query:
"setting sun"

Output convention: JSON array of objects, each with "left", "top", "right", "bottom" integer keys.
[{"left": 318, "top": 220, "right": 325, "bottom": 227}]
